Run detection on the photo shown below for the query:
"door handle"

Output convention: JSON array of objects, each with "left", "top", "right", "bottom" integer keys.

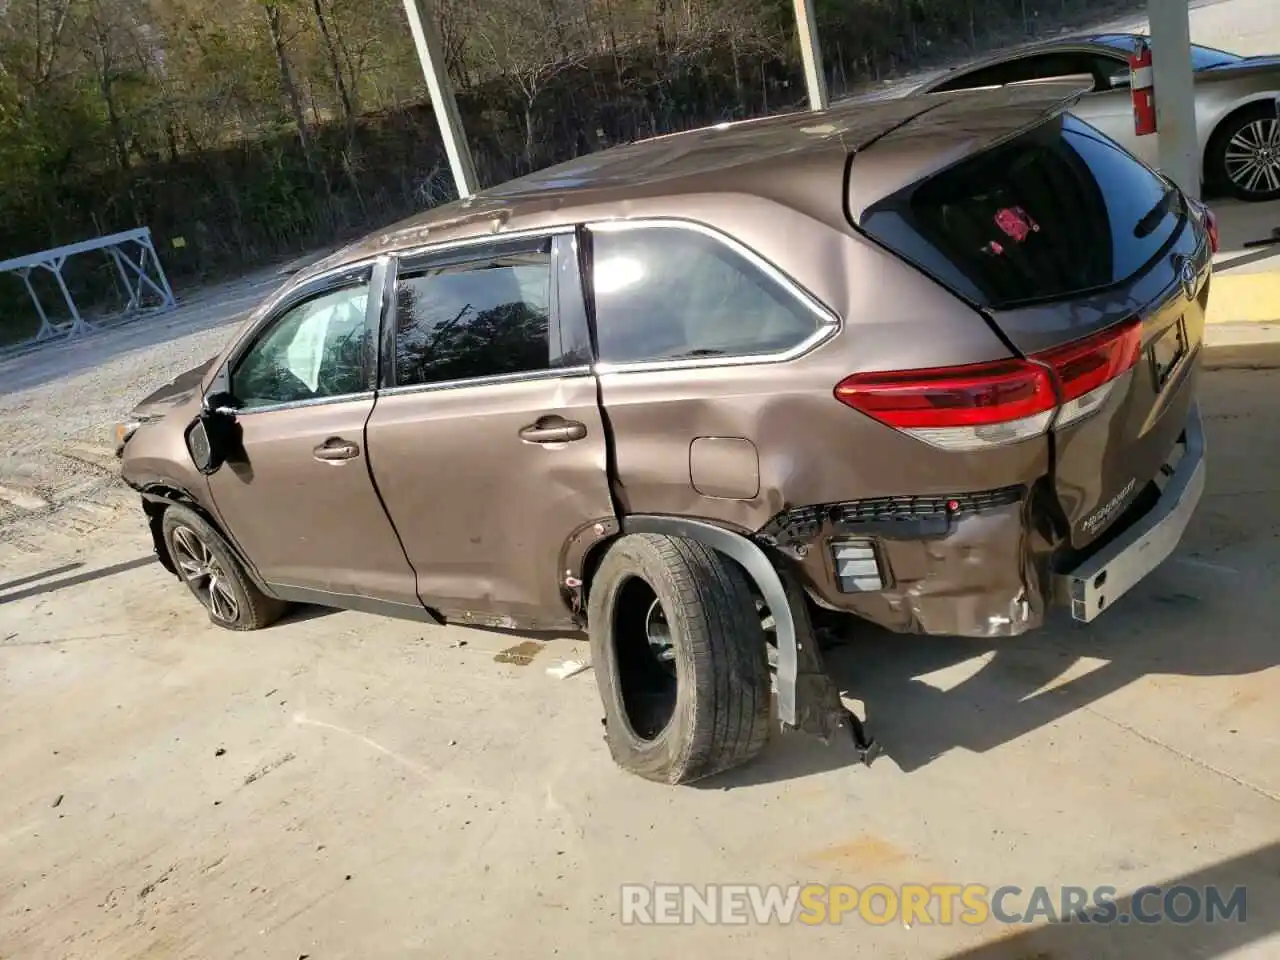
[
  {"left": 313, "top": 438, "right": 360, "bottom": 462},
  {"left": 519, "top": 418, "right": 587, "bottom": 444}
]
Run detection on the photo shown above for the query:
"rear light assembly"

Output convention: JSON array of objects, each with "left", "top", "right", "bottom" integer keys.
[
  {"left": 1034, "top": 319, "right": 1142, "bottom": 428},
  {"left": 835, "top": 319, "right": 1142, "bottom": 451},
  {"left": 1204, "top": 206, "right": 1220, "bottom": 254},
  {"left": 1189, "top": 198, "right": 1219, "bottom": 253}
]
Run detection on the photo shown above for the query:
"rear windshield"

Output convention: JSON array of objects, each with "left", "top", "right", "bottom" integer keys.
[{"left": 859, "top": 113, "right": 1185, "bottom": 310}]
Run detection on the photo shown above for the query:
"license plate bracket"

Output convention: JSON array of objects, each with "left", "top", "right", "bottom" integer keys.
[{"left": 1150, "top": 316, "right": 1188, "bottom": 392}]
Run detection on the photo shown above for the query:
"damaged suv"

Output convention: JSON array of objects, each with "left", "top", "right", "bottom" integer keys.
[{"left": 119, "top": 83, "right": 1211, "bottom": 784}]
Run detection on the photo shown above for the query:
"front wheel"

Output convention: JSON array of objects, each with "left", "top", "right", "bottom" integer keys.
[
  {"left": 1209, "top": 105, "right": 1280, "bottom": 202},
  {"left": 588, "top": 534, "right": 771, "bottom": 784},
  {"left": 161, "top": 505, "right": 288, "bottom": 631}
]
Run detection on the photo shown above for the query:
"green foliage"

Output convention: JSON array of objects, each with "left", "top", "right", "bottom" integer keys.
[{"left": 0, "top": 0, "right": 1140, "bottom": 336}]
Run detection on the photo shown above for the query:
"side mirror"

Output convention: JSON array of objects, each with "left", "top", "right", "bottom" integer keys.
[{"left": 185, "top": 392, "right": 241, "bottom": 476}]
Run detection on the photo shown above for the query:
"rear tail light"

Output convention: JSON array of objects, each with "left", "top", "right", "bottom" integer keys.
[
  {"left": 1035, "top": 318, "right": 1142, "bottom": 428},
  {"left": 835, "top": 319, "right": 1143, "bottom": 450},
  {"left": 835, "top": 359, "right": 1056, "bottom": 451},
  {"left": 1203, "top": 206, "right": 1220, "bottom": 254}
]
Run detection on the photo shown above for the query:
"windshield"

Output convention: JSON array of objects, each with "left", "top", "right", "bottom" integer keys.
[{"left": 859, "top": 114, "right": 1186, "bottom": 310}]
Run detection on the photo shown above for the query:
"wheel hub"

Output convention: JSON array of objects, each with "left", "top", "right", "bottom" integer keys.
[
  {"left": 1225, "top": 117, "right": 1280, "bottom": 196},
  {"left": 171, "top": 526, "right": 240, "bottom": 623},
  {"left": 644, "top": 599, "right": 674, "bottom": 669}
]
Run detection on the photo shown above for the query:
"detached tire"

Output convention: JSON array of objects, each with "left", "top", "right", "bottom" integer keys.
[
  {"left": 160, "top": 504, "right": 288, "bottom": 631},
  {"left": 588, "top": 534, "right": 771, "bottom": 784}
]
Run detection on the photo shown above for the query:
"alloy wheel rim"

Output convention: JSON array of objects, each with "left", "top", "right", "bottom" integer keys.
[
  {"left": 171, "top": 526, "right": 240, "bottom": 623},
  {"left": 1224, "top": 118, "right": 1280, "bottom": 195}
]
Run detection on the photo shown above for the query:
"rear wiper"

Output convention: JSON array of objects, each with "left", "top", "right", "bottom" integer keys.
[{"left": 1133, "top": 184, "right": 1181, "bottom": 239}]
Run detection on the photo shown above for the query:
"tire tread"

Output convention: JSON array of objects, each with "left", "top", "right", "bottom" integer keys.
[{"left": 589, "top": 533, "right": 771, "bottom": 784}]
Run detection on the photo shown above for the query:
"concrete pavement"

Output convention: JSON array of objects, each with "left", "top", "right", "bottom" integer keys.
[{"left": 2, "top": 366, "right": 1280, "bottom": 960}]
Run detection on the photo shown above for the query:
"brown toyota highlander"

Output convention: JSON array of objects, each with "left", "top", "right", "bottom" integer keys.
[{"left": 118, "top": 83, "right": 1213, "bottom": 785}]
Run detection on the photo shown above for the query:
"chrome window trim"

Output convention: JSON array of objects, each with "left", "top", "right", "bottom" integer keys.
[
  {"left": 378, "top": 365, "right": 594, "bottom": 398},
  {"left": 392, "top": 223, "right": 576, "bottom": 265},
  {"left": 231, "top": 390, "right": 376, "bottom": 417},
  {"left": 583, "top": 217, "right": 841, "bottom": 375}
]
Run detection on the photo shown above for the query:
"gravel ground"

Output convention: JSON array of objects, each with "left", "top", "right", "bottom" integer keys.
[{"left": 0, "top": 267, "right": 287, "bottom": 552}]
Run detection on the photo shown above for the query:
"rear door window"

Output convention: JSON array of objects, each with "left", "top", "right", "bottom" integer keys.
[
  {"left": 588, "top": 224, "right": 825, "bottom": 364},
  {"left": 392, "top": 244, "right": 554, "bottom": 387},
  {"left": 859, "top": 113, "right": 1186, "bottom": 309}
]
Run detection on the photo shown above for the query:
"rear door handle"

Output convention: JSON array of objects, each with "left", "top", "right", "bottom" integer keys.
[
  {"left": 519, "top": 418, "right": 587, "bottom": 444},
  {"left": 313, "top": 438, "right": 360, "bottom": 462}
]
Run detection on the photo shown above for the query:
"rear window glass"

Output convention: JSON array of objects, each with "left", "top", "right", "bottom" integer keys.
[{"left": 859, "top": 114, "right": 1185, "bottom": 309}]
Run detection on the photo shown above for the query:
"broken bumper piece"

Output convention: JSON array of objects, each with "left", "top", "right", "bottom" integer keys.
[{"left": 1055, "top": 403, "right": 1206, "bottom": 623}]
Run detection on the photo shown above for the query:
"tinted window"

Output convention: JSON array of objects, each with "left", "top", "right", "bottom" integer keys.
[
  {"left": 232, "top": 284, "right": 371, "bottom": 408},
  {"left": 860, "top": 114, "right": 1185, "bottom": 309},
  {"left": 394, "top": 249, "right": 552, "bottom": 386},
  {"left": 590, "top": 227, "right": 822, "bottom": 364},
  {"left": 931, "top": 53, "right": 1100, "bottom": 92}
]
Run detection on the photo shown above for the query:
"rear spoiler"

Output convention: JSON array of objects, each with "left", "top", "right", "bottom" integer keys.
[{"left": 846, "top": 81, "right": 1089, "bottom": 220}]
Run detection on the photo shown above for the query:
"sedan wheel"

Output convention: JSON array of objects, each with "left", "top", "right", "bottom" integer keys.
[
  {"left": 171, "top": 525, "right": 241, "bottom": 623},
  {"left": 1214, "top": 109, "right": 1280, "bottom": 202}
]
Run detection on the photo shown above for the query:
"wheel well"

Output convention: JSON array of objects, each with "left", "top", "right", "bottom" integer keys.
[
  {"left": 1203, "top": 100, "right": 1279, "bottom": 183},
  {"left": 579, "top": 529, "right": 767, "bottom": 620},
  {"left": 142, "top": 497, "right": 177, "bottom": 575},
  {"left": 139, "top": 485, "right": 258, "bottom": 586},
  {"left": 578, "top": 535, "right": 616, "bottom": 615}
]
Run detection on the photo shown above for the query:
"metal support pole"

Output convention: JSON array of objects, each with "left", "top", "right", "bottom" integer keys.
[
  {"left": 109, "top": 247, "right": 140, "bottom": 312},
  {"left": 792, "top": 0, "right": 829, "bottom": 112},
  {"left": 1148, "top": 0, "right": 1200, "bottom": 200},
  {"left": 401, "top": 0, "right": 480, "bottom": 200},
  {"left": 43, "top": 256, "right": 95, "bottom": 338},
  {"left": 20, "top": 268, "right": 58, "bottom": 341},
  {"left": 138, "top": 233, "right": 178, "bottom": 309}
]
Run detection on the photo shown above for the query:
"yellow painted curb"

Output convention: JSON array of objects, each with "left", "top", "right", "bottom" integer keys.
[{"left": 1207, "top": 270, "right": 1280, "bottom": 324}]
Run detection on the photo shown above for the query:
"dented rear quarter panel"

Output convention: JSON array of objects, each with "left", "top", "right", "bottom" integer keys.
[{"left": 587, "top": 199, "right": 1057, "bottom": 636}]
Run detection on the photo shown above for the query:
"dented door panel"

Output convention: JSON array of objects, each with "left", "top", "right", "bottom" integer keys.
[{"left": 365, "top": 374, "right": 614, "bottom": 629}]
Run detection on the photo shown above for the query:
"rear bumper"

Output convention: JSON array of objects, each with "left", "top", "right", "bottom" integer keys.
[{"left": 1053, "top": 403, "right": 1206, "bottom": 622}]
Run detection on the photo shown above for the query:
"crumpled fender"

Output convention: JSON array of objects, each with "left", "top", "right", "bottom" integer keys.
[{"left": 622, "top": 515, "right": 845, "bottom": 740}]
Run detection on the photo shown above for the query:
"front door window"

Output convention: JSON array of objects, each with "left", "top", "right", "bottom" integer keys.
[{"left": 232, "top": 284, "right": 372, "bottom": 408}]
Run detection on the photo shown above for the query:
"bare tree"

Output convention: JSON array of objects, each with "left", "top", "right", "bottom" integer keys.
[
  {"left": 262, "top": 0, "right": 310, "bottom": 149},
  {"left": 310, "top": 0, "right": 354, "bottom": 128},
  {"left": 473, "top": 0, "right": 585, "bottom": 166}
]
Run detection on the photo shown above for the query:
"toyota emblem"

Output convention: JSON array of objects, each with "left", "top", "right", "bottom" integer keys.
[{"left": 1176, "top": 257, "right": 1197, "bottom": 301}]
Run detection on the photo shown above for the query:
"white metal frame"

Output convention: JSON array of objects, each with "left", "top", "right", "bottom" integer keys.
[
  {"left": 402, "top": 1, "right": 1198, "bottom": 201},
  {"left": 0, "top": 227, "right": 178, "bottom": 341}
]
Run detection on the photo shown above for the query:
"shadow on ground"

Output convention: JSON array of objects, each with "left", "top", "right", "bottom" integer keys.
[
  {"left": 0, "top": 556, "right": 155, "bottom": 605},
  {"left": 708, "top": 498, "right": 1278, "bottom": 786},
  {"left": 940, "top": 840, "right": 1280, "bottom": 959}
]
